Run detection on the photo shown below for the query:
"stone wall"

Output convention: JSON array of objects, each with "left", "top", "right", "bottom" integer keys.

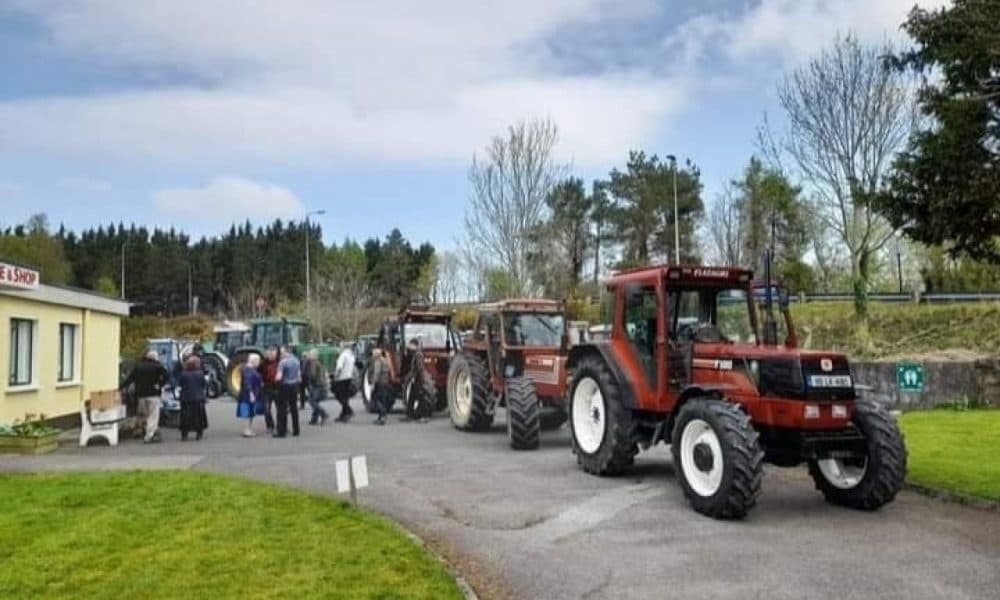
[{"left": 850, "top": 358, "right": 1000, "bottom": 409}]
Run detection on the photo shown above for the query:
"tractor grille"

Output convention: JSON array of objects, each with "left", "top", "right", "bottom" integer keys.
[{"left": 757, "top": 357, "right": 856, "bottom": 402}]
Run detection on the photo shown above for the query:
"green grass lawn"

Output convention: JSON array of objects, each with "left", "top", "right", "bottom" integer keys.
[
  {"left": 0, "top": 471, "right": 463, "bottom": 600},
  {"left": 899, "top": 409, "right": 1000, "bottom": 501}
]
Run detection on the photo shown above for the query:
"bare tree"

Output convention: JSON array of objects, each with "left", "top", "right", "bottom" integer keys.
[
  {"left": 436, "top": 250, "right": 462, "bottom": 306},
  {"left": 772, "top": 34, "right": 915, "bottom": 319},
  {"left": 317, "top": 263, "right": 370, "bottom": 340},
  {"left": 465, "top": 118, "right": 566, "bottom": 296},
  {"left": 707, "top": 183, "right": 745, "bottom": 266}
]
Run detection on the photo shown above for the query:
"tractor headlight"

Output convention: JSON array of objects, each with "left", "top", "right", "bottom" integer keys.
[{"left": 504, "top": 364, "right": 516, "bottom": 378}]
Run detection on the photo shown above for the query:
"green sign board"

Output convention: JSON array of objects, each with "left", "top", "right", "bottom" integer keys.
[{"left": 896, "top": 363, "right": 925, "bottom": 393}]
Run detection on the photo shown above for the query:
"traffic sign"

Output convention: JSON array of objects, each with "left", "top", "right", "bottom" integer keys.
[{"left": 896, "top": 363, "right": 924, "bottom": 393}]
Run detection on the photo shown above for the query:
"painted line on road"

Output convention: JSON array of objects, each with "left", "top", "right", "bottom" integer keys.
[{"left": 523, "top": 484, "right": 664, "bottom": 544}]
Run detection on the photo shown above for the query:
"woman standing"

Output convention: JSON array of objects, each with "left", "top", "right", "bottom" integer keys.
[
  {"left": 238, "top": 354, "right": 263, "bottom": 438},
  {"left": 178, "top": 356, "right": 209, "bottom": 441}
]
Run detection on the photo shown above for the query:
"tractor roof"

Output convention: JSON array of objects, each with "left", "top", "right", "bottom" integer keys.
[
  {"left": 477, "top": 298, "right": 563, "bottom": 314},
  {"left": 250, "top": 317, "right": 309, "bottom": 326},
  {"left": 214, "top": 320, "right": 250, "bottom": 333},
  {"left": 610, "top": 264, "right": 753, "bottom": 287},
  {"left": 398, "top": 304, "right": 451, "bottom": 322}
]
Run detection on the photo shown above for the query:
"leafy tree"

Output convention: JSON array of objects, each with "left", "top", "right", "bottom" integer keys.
[
  {"left": 603, "top": 151, "right": 703, "bottom": 267},
  {"left": 527, "top": 177, "right": 595, "bottom": 296},
  {"left": 484, "top": 268, "right": 519, "bottom": 302},
  {"left": 879, "top": 0, "right": 1000, "bottom": 262},
  {"left": 0, "top": 214, "right": 72, "bottom": 284}
]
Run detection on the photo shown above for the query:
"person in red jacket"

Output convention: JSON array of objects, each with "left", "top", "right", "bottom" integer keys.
[{"left": 258, "top": 347, "right": 280, "bottom": 434}]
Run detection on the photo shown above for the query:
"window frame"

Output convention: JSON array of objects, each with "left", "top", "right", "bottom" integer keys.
[
  {"left": 58, "top": 322, "right": 79, "bottom": 383},
  {"left": 9, "top": 318, "right": 36, "bottom": 387}
]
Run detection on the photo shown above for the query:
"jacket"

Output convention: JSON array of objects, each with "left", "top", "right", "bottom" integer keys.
[
  {"left": 123, "top": 358, "right": 169, "bottom": 398},
  {"left": 177, "top": 369, "right": 206, "bottom": 404},
  {"left": 334, "top": 349, "right": 356, "bottom": 382}
]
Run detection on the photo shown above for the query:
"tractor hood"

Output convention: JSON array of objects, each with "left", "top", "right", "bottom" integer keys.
[{"left": 694, "top": 343, "right": 856, "bottom": 402}]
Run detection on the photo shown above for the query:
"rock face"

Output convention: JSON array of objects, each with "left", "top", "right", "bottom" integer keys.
[{"left": 850, "top": 358, "right": 1000, "bottom": 409}]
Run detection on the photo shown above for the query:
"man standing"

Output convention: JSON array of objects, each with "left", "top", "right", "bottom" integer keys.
[
  {"left": 304, "top": 350, "right": 330, "bottom": 426},
  {"left": 122, "top": 350, "right": 169, "bottom": 444},
  {"left": 402, "top": 338, "right": 432, "bottom": 423},
  {"left": 370, "top": 349, "right": 393, "bottom": 426},
  {"left": 258, "top": 348, "right": 280, "bottom": 434},
  {"left": 332, "top": 344, "right": 357, "bottom": 423},
  {"left": 274, "top": 346, "right": 302, "bottom": 437}
]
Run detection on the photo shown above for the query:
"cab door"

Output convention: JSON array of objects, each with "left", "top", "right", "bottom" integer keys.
[{"left": 614, "top": 278, "right": 665, "bottom": 411}]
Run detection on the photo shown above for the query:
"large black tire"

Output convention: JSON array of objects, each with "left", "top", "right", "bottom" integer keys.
[
  {"left": 808, "top": 400, "right": 907, "bottom": 510},
  {"left": 506, "top": 377, "right": 540, "bottom": 450},
  {"left": 568, "top": 356, "right": 638, "bottom": 475},
  {"left": 539, "top": 407, "right": 568, "bottom": 431},
  {"left": 671, "top": 398, "right": 764, "bottom": 519},
  {"left": 203, "top": 354, "right": 226, "bottom": 399},
  {"left": 447, "top": 352, "right": 494, "bottom": 431},
  {"left": 404, "top": 367, "right": 437, "bottom": 420}
]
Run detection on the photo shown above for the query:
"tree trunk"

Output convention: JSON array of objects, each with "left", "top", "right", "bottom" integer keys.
[{"left": 852, "top": 251, "right": 870, "bottom": 321}]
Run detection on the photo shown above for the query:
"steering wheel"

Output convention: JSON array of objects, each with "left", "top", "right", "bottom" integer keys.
[{"left": 678, "top": 322, "right": 726, "bottom": 344}]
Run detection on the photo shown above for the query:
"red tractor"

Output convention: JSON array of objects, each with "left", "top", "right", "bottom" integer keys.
[
  {"left": 362, "top": 305, "right": 461, "bottom": 418},
  {"left": 566, "top": 264, "right": 907, "bottom": 519},
  {"left": 447, "top": 299, "right": 570, "bottom": 450}
]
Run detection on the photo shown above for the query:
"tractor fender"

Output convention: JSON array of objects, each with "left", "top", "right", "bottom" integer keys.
[{"left": 566, "top": 343, "right": 638, "bottom": 409}]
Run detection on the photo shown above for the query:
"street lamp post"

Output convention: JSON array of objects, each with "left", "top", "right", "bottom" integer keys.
[
  {"left": 304, "top": 209, "right": 326, "bottom": 319},
  {"left": 895, "top": 235, "right": 904, "bottom": 294},
  {"left": 666, "top": 155, "right": 680, "bottom": 264}
]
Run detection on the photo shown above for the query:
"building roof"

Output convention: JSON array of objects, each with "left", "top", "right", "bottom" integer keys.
[{"left": 0, "top": 282, "right": 131, "bottom": 317}]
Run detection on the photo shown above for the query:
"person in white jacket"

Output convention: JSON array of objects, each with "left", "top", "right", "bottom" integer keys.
[{"left": 332, "top": 344, "right": 357, "bottom": 422}]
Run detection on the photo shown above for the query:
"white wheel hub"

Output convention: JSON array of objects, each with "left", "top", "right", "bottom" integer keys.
[
  {"left": 817, "top": 458, "right": 867, "bottom": 489},
  {"left": 453, "top": 368, "right": 472, "bottom": 421},
  {"left": 363, "top": 371, "right": 373, "bottom": 401},
  {"left": 572, "top": 377, "right": 606, "bottom": 454},
  {"left": 679, "top": 418, "right": 724, "bottom": 497}
]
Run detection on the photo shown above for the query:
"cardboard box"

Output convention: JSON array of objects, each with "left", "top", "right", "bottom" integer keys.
[{"left": 88, "top": 390, "right": 120, "bottom": 411}]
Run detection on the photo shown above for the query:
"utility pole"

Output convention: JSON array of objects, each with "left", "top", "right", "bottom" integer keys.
[
  {"left": 667, "top": 155, "right": 680, "bottom": 264},
  {"left": 895, "top": 236, "right": 904, "bottom": 294},
  {"left": 304, "top": 209, "right": 326, "bottom": 324}
]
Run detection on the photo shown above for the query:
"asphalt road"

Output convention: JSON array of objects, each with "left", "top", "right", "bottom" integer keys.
[{"left": 5, "top": 397, "right": 999, "bottom": 600}]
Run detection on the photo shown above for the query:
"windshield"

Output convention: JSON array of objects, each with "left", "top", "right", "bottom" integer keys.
[
  {"left": 715, "top": 289, "right": 756, "bottom": 343},
  {"left": 402, "top": 322, "right": 450, "bottom": 349},
  {"left": 503, "top": 313, "right": 565, "bottom": 347}
]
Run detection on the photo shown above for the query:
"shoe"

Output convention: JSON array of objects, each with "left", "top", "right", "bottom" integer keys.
[
  {"left": 320, "top": 415, "right": 330, "bottom": 427},
  {"left": 181, "top": 433, "right": 189, "bottom": 442},
  {"left": 419, "top": 417, "right": 430, "bottom": 424},
  {"left": 308, "top": 421, "right": 318, "bottom": 426},
  {"left": 143, "top": 437, "right": 161, "bottom": 444},
  {"left": 242, "top": 430, "right": 256, "bottom": 438},
  {"left": 196, "top": 432, "right": 203, "bottom": 441}
]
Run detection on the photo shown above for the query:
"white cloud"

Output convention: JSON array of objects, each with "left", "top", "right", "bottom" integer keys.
[
  {"left": 57, "top": 176, "right": 113, "bottom": 193},
  {"left": 152, "top": 177, "right": 305, "bottom": 224},
  {"left": 1, "top": 0, "right": 680, "bottom": 168},
  {"left": 667, "top": 0, "right": 950, "bottom": 69}
]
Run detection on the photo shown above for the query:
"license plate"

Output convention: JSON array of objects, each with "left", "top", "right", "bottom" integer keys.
[{"left": 809, "top": 375, "right": 852, "bottom": 388}]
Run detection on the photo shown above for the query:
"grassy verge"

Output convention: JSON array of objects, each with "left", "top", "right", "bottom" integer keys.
[
  {"left": 0, "top": 471, "right": 463, "bottom": 600},
  {"left": 898, "top": 409, "right": 1000, "bottom": 501}
]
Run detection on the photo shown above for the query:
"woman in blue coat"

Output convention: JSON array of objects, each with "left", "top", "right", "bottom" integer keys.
[{"left": 238, "top": 354, "right": 263, "bottom": 438}]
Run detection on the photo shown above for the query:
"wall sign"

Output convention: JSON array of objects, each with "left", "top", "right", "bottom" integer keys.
[{"left": 0, "top": 262, "right": 40, "bottom": 290}]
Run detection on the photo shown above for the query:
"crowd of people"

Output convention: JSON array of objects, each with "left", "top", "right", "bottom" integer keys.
[{"left": 121, "top": 338, "right": 431, "bottom": 443}]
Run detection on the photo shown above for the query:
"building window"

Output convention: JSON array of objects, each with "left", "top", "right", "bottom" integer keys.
[
  {"left": 9, "top": 318, "right": 35, "bottom": 386},
  {"left": 59, "top": 323, "right": 79, "bottom": 382}
]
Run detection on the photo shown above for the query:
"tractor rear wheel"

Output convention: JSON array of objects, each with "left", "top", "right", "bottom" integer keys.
[
  {"left": 225, "top": 352, "right": 250, "bottom": 398},
  {"left": 506, "top": 377, "right": 540, "bottom": 450},
  {"left": 569, "top": 356, "right": 638, "bottom": 475},
  {"left": 808, "top": 400, "right": 907, "bottom": 510},
  {"left": 447, "top": 353, "right": 493, "bottom": 431},
  {"left": 404, "top": 368, "right": 437, "bottom": 420},
  {"left": 203, "top": 354, "right": 226, "bottom": 399},
  {"left": 671, "top": 398, "right": 764, "bottom": 519}
]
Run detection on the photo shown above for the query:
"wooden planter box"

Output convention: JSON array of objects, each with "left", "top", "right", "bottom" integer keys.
[{"left": 0, "top": 431, "right": 60, "bottom": 455}]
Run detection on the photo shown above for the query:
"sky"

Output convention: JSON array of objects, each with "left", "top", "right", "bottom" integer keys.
[{"left": 0, "top": 0, "right": 945, "bottom": 253}]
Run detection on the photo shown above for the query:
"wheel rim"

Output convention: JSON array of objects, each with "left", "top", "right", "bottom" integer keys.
[
  {"left": 453, "top": 368, "right": 472, "bottom": 421},
  {"left": 363, "top": 371, "right": 373, "bottom": 401},
  {"left": 572, "top": 377, "right": 605, "bottom": 454},
  {"left": 817, "top": 458, "right": 868, "bottom": 489},
  {"left": 679, "top": 418, "right": 724, "bottom": 497},
  {"left": 229, "top": 367, "right": 241, "bottom": 394},
  {"left": 404, "top": 381, "right": 413, "bottom": 409}
]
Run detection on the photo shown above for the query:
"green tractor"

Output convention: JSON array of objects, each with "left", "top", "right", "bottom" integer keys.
[{"left": 224, "top": 318, "right": 338, "bottom": 397}]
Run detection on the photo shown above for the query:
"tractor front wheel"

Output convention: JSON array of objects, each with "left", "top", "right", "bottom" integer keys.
[
  {"left": 671, "top": 398, "right": 764, "bottom": 519},
  {"left": 506, "top": 377, "right": 540, "bottom": 450},
  {"left": 569, "top": 356, "right": 637, "bottom": 475},
  {"left": 361, "top": 366, "right": 377, "bottom": 413},
  {"left": 447, "top": 353, "right": 493, "bottom": 431},
  {"left": 404, "top": 369, "right": 437, "bottom": 420},
  {"left": 808, "top": 400, "right": 907, "bottom": 510}
]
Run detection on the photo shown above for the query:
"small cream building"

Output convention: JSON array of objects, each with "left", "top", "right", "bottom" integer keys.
[{"left": 0, "top": 260, "right": 130, "bottom": 426}]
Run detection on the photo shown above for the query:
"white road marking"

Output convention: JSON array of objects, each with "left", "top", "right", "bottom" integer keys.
[{"left": 524, "top": 484, "right": 664, "bottom": 544}]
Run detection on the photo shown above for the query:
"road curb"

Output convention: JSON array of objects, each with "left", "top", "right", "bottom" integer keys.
[
  {"left": 396, "top": 525, "right": 480, "bottom": 600},
  {"left": 906, "top": 483, "right": 999, "bottom": 511}
]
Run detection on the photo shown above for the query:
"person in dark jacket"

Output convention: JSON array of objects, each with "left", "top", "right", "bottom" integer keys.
[
  {"left": 403, "top": 338, "right": 432, "bottom": 423},
  {"left": 177, "top": 355, "right": 209, "bottom": 441},
  {"left": 370, "top": 349, "right": 393, "bottom": 426},
  {"left": 304, "top": 349, "right": 330, "bottom": 426},
  {"left": 122, "top": 350, "right": 169, "bottom": 444},
  {"left": 258, "top": 348, "right": 280, "bottom": 434}
]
